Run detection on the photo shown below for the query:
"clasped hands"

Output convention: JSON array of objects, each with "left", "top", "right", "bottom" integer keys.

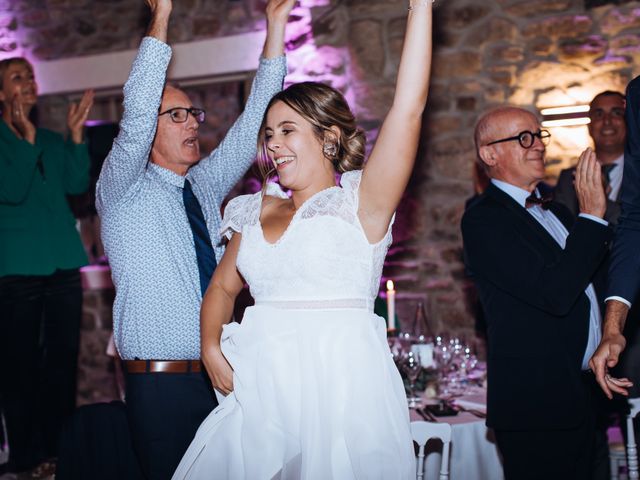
[{"left": 11, "top": 88, "right": 93, "bottom": 145}]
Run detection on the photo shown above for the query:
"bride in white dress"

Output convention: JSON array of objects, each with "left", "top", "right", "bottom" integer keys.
[{"left": 173, "top": 1, "right": 433, "bottom": 478}]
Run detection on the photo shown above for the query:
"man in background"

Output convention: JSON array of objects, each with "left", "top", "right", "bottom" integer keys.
[{"left": 555, "top": 91, "right": 625, "bottom": 223}]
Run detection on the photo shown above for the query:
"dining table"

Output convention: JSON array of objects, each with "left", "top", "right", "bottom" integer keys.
[{"left": 409, "top": 387, "right": 504, "bottom": 480}]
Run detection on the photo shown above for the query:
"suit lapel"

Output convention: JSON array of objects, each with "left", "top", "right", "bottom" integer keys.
[{"left": 486, "top": 184, "right": 564, "bottom": 255}]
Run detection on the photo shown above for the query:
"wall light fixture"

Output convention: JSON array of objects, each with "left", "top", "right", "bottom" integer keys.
[{"left": 540, "top": 105, "right": 591, "bottom": 128}]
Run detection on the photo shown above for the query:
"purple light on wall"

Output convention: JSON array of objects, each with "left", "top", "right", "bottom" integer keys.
[
  {"left": 0, "top": 6, "right": 29, "bottom": 63},
  {"left": 284, "top": 4, "right": 315, "bottom": 53},
  {"left": 298, "top": 0, "right": 331, "bottom": 7},
  {"left": 85, "top": 119, "right": 113, "bottom": 127},
  {"left": 282, "top": 0, "right": 352, "bottom": 99}
]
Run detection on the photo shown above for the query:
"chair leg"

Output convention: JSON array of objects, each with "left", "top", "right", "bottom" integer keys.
[
  {"left": 439, "top": 443, "right": 450, "bottom": 480},
  {"left": 610, "top": 454, "right": 618, "bottom": 480},
  {"left": 416, "top": 445, "right": 425, "bottom": 480},
  {"left": 627, "top": 414, "right": 639, "bottom": 480}
]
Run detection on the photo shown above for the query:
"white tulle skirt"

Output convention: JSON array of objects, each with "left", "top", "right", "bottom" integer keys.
[{"left": 172, "top": 304, "right": 415, "bottom": 480}]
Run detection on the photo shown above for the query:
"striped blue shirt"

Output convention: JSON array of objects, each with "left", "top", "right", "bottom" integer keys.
[{"left": 96, "top": 37, "right": 286, "bottom": 360}]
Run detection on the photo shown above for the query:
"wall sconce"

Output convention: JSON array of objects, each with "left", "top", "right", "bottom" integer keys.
[{"left": 540, "top": 105, "right": 591, "bottom": 128}]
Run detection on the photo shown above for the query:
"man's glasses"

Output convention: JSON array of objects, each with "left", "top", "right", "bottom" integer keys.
[
  {"left": 486, "top": 129, "right": 551, "bottom": 149},
  {"left": 159, "top": 107, "right": 206, "bottom": 124}
]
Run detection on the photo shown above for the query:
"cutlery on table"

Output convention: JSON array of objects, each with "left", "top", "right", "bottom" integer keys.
[{"left": 417, "top": 407, "right": 438, "bottom": 422}]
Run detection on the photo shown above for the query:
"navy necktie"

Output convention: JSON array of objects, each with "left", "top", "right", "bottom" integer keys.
[
  {"left": 602, "top": 163, "right": 617, "bottom": 189},
  {"left": 183, "top": 179, "right": 217, "bottom": 297}
]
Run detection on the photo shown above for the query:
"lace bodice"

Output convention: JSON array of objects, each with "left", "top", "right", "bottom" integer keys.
[{"left": 221, "top": 170, "right": 393, "bottom": 306}]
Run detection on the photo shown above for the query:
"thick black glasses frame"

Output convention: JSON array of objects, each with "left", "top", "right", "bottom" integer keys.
[{"left": 486, "top": 129, "right": 551, "bottom": 149}]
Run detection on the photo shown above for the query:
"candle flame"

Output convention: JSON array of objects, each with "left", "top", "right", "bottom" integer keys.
[{"left": 386, "top": 280, "right": 394, "bottom": 290}]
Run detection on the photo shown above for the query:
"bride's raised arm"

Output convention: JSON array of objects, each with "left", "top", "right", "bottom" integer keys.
[{"left": 358, "top": 0, "right": 433, "bottom": 242}]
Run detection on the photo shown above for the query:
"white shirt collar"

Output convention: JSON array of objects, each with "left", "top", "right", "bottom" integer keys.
[
  {"left": 613, "top": 154, "right": 624, "bottom": 167},
  {"left": 491, "top": 179, "right": 536, "bottom": 208}
]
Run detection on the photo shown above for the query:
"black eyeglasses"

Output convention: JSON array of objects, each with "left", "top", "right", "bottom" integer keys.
[
  {"left": 486, "top": 129, "right": 551, "bottom": 149},
  {"left": 159, "top": 107, "right": 206, "bottom": 124}
]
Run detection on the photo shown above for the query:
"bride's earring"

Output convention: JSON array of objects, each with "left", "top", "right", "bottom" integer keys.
[{"left": 323, "top": 142, "right": 337, "bottom": 158}]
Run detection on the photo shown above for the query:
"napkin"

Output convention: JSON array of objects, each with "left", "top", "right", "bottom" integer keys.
[{"left": 453, "top": 391, "right": 486, "bottom": 414}]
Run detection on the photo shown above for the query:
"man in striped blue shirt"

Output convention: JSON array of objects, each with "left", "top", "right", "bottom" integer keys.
[{"left": 95, "top": 0, "right": 291, "bottom": 477}]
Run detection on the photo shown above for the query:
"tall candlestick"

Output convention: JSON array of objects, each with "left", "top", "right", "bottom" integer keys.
[{"left": 386, "top": 280, "right": 396, "bottom": 331}]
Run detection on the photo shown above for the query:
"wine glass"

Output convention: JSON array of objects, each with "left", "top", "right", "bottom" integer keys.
[
  {"left": 401, "top": 350, "right": 423, "bottom": 408},
  {"left": 434, "top": 335, "right": 452, "bottom": 375}
]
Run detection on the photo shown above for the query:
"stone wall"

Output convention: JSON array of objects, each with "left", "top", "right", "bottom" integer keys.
[
  {"left": 8, "top": 0, "right": 640, "bottom": 351},
  {"left": 340, "top": 0, "right": 640, "bottom": 339}
]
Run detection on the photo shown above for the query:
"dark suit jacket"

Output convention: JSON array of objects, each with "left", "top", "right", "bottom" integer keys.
[
  {"left": 603, "top": 75, "right": 640, "bottom": 397},
  {"left": 461, "top": 183, "right": 612, "bottom": 431},
  {"left": 554, "top": 166, "right": 621, "bottom": 308},
  {"left": 609, "top": 76, "right": 640, "bottom": 303}
]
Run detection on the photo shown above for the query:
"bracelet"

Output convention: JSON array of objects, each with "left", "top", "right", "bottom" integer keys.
[{"left": 408, "top": 0, "right": 434, "bottom": 9}]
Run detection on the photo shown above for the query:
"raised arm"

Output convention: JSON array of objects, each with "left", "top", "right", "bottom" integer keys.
[
  {"left": 200, "top": 233, "right": 245, "bottom": 395},
  {"left": 358, "top": 0, "right": 433, "bottom": 242},
  {"left": 191, "top": 0, "right": 292, "bottom": 201},
  {"left": 263, "top": 0, "right": 292, "bottom": 60},
  {"left": 145, "top": 0, "right": 171, "bottom": 42},
  {"left": 60, "top": 89, "right": 94, "bottom": 194},
  {"left": 67, "top": 90, "right": 94, "bottom": 145},
  {"left": 95, "top": 0, "right": 172, "bottom": 214}
]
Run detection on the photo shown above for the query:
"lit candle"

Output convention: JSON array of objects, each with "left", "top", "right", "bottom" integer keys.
[{"left": 386, "top": 280, "right": 396, "bottom": 331}]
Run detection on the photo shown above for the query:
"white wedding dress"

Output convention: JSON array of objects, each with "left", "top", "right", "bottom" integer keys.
[{"left": 172, "top": 170, "right": 414, "bottom": 480}]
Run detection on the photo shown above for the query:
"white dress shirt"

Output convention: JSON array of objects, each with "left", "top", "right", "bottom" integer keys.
[{"left": 492, "top": 179, "right": 607, "bottom": 369}]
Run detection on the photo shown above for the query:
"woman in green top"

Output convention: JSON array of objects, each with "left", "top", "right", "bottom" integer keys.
[{"left": 0, "top": 57, "right": 94, "bottom": 475}]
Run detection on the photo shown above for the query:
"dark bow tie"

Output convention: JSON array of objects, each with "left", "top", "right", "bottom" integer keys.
[{"left": 525, "top": 193, "right": 552, "bottom": 210}]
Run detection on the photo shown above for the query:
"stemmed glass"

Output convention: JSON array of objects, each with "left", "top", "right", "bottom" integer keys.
[
  {"left": 434, "top": 335, "right": 460, "bottom": 399},
  {"left": 435, "top": 336, "right": 480, "bottom": 398},
  {"left": 434, "top": 336, "right": 452, "bottom": 376},
  {"left": 401, "top": 350, "right": 423, "bottom": 408}
]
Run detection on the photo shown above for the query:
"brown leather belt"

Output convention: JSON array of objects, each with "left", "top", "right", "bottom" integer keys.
[{"left": 124, "top": 360, "right": 202, "bottom": 374}]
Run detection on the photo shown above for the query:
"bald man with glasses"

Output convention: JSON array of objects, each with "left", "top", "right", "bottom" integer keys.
[
  {"left": 95, "top": 0, "right": 293, "bottom": 478},
  {"left": 462, "top": 106, "right": 612, "bottom": 479}
]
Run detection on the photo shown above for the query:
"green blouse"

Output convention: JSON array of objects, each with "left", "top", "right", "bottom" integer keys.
[{"left": 0, "top": 119, "right": 90, "bottom": 276}]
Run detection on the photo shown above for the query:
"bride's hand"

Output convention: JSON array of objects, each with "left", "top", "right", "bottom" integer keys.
[{"left": 203, "top": 347, "right": 234, "bottom": 395}]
